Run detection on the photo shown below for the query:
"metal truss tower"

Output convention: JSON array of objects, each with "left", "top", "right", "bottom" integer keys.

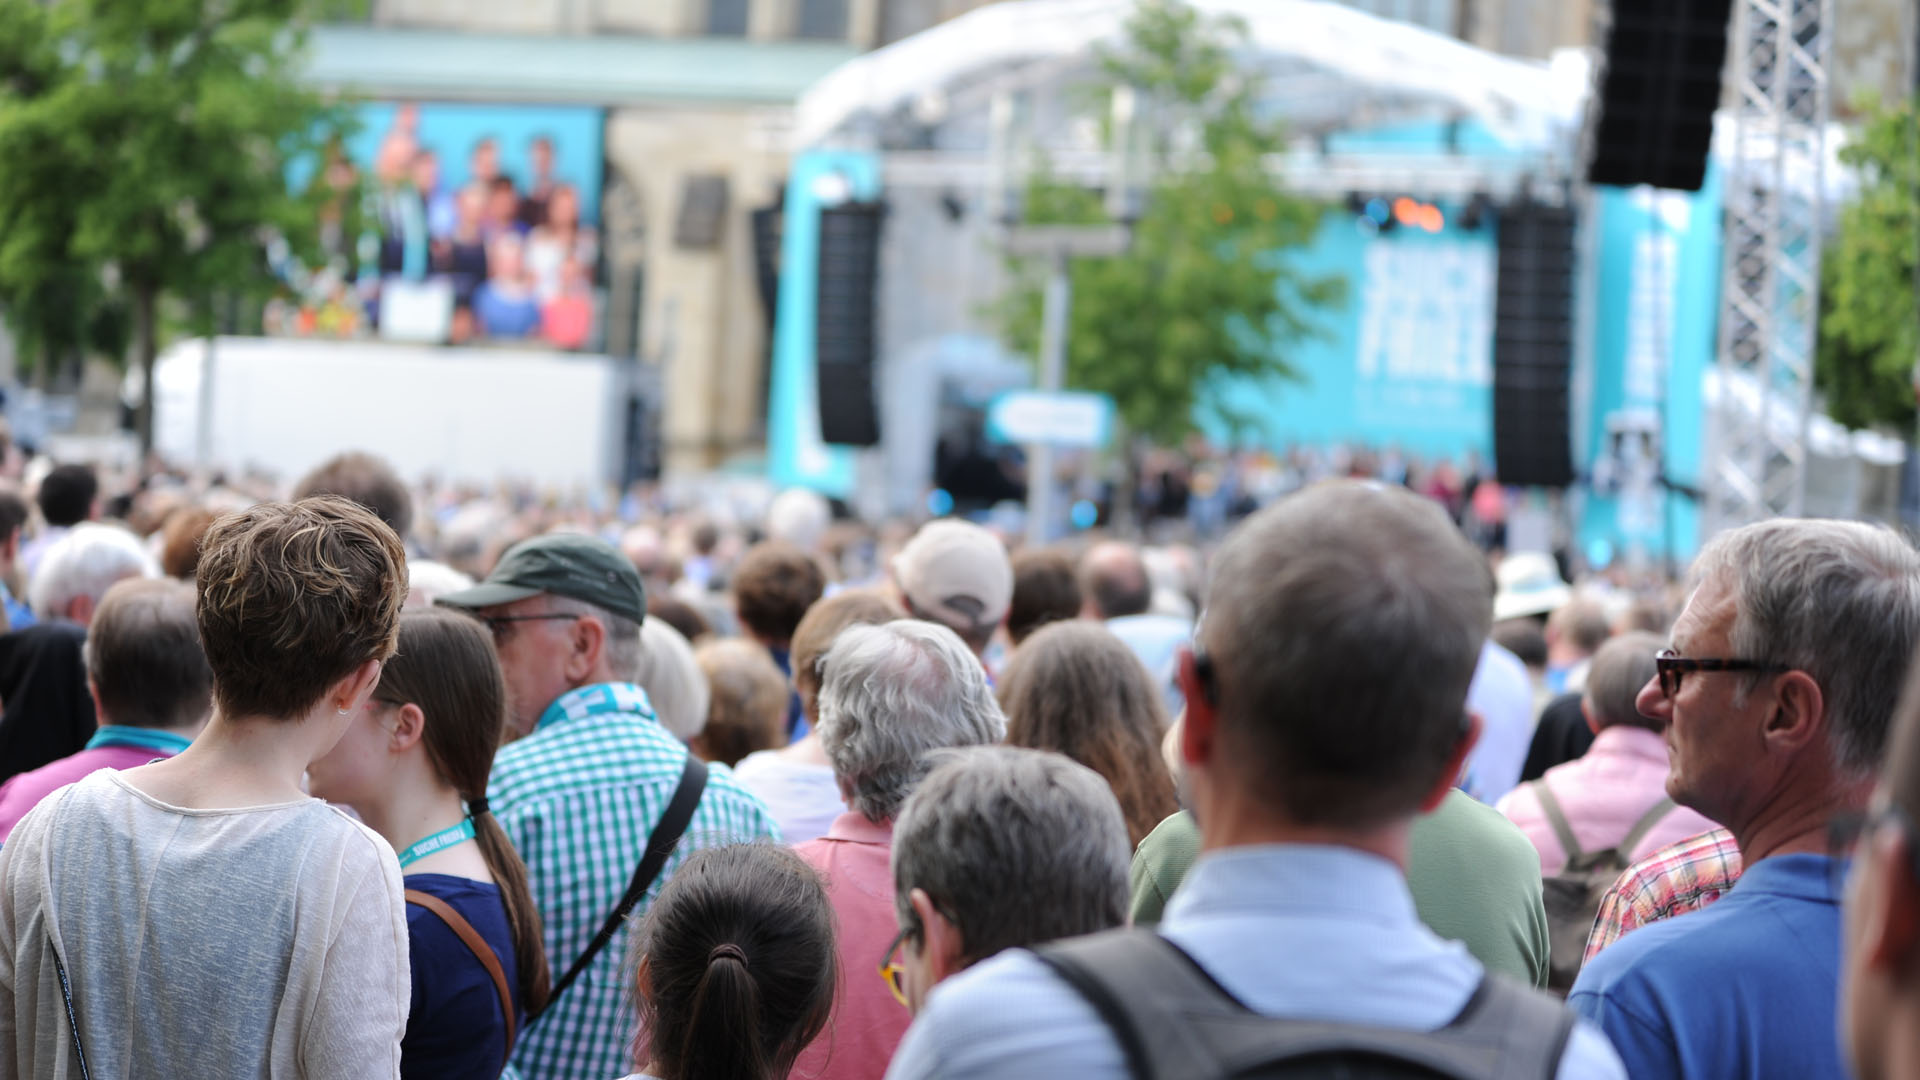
[{"left": 1703, "top": 0, "right": 1834, "bottom": 534}]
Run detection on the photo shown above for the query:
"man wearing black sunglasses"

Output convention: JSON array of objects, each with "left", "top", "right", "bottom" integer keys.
[{"left": 1570, "top": 518, "right": 1920, "bottom": 1080}]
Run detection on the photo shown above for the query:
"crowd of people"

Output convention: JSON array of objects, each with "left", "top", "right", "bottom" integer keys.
[
  {"left": 0, "top": 440, "right": 1917, "bottom": 1080},
  {"left": 277, "top": 106, "right": 599, "bottom": 350}
]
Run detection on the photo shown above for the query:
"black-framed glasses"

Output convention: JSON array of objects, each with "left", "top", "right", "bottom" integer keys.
[
  {"left": 879, "top": 924, "right": 912, "bottom": 1009},
  {"left": 1654, "top": 649, "right": 1789, "bottom": 699},
  {"left": 479, "top": 613, "right": 579, "bottom": 641}
]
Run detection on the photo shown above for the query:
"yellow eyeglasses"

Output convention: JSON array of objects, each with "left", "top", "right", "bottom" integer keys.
[{"left": 878, "top": 925, "right": 911, "bottom": 1009}]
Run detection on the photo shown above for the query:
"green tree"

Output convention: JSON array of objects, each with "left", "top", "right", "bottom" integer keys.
[
  {"left": 994, "top": 0, "right": 1345, "bottom": 449},
  {"left": 0, "top": 0, "right": 353, "bottom": 451},
  {"left": 1815, "top": 94, "right": 1919, "bottom": 431}
]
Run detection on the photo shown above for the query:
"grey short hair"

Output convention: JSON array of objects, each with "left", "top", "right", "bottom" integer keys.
[
  {"left": 815, "top": 621, "right": 1006, "bottom": 821},
  {"left": 30, "top": 523, "right": 160, "bottom": 620},
  {"left": 1583, "top": 630, "right": 1663, "bottom": 732},
  {"left": 1693, "top": 519, "right": 1920, "bottom": 776},
  {"left": 549, "top": 594, "right": 645, "bottom": 683},
  {"left": 892, "top": 746, "right": 1129, "bottom": 964}
]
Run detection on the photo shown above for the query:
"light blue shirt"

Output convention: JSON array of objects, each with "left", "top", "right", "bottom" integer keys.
[
  {"left": 886, "top": 845, "right": 1625, "bottom": 1080},
  {"left": 1105, "top": 612, "right": 1191, "bottom": 714},
  {"left": 1463, "top": 640, "right": 1537, "bottom": 803}
]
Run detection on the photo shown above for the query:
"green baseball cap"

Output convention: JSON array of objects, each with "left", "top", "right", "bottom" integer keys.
[{"left": 436, "top": 533, "right": 647, "bottom": 625}]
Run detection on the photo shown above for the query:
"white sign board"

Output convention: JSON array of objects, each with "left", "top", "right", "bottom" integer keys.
[{"left": 987, "top": 390, "right": 1114, "bottom": 449}]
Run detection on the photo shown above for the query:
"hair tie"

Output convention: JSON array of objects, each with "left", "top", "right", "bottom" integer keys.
[
  {"left": 708, "top": 943, "right": 748, "bottom": 968},
  {"left": 466, "top": 796, "right": 490, "bottom": 818}
]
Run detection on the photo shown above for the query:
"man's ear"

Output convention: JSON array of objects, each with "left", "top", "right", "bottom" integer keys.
[
  {"left": 1764, "top": 670, "right": 1826, "bottom": 754},
  {"left": 1177, "top": 647, "right": 1215, "bottom": 769},
  {"left": 565, "top": 616, "right": 607, "bottom": 683},
  {"left": 911, "top": 889, "right": 968, "bottom": 984},
  {"left": 1424, "top": 712, "right": 1483, "bottom": 813}
]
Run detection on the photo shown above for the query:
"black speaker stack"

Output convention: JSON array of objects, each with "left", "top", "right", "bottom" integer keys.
[
  {"left": 1585, "top": 0, "right": 1734, "bottom": 191},
  {"left": 1492, "top": 203, "right": 1579, "bottom": 489},
  {"left": 814, "top": 201, "right": 884, "bottom": 447}
]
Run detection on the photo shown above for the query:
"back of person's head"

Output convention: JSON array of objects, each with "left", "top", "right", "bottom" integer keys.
[
  {"left": 694, "top": 638, "right": 789, "bottom": 766},
  {"left": 1582, "top": 631, "right": 1663, "bottom": 733},
  {"left": 158, "top": 506, "right": 217, "bottom": 581},
  {"left": 765, "top": 489, "right": 832, "bottom": 553},
  {"left": 36, "top": 463, "right": 97, "bottom": 528},
  {"left": 649, "top": 594, "right": 713, "bottom": 644},
  {"left": 84, "top": 578, "right": 212, "bottom": 731},
  {"left": 1197, "top": 480, "right": 1490, "bottom": 828},
  {"left": 293, "top": 451, "right": 414, "bottom": 542},
  {"left": 197, "top": 497, "right": 406, "bottom": 721},
  {"left": 1548, "top": 595, "right": 1613, "bottom": 656},
  {"left": 637, "top": 617, "right": 712, "bottom": 742},
  {"left": 636, "top": 844, "right": 836, "bottom": 1080},
  {"left": 892, "top": 747, "right": 1129, "bottom": 978},
  {"left": 789, "top": 589, "right": 903, "bottom": 723},
  {"left": 403, "top": 558, "right": 476, "bottom": 608},
  {"left": 1692, "top": 518, "right": 1920, "bottom": 777},
  {"left": 1007, "top": 548, "right": 1082, "bottom": 646},
  {"left": 816, "top": 620, "right": 1006, "bottom": 822},
  {"left": 1492, "top": 618, "right": 1549, "bottom": 670},
  {"left": 1080, "top": 541, "right": 1152, "bottom": 620},
  {"left": 29, "top": 522, "right": 160, "bottom": 622},
  {"left": 732, "top": 542, "right": 824, "bottom": 647},
  {"left": 374, "top": 608, "right": 550, "bottom": 1016},
  {"left": 0, "top": 487, "right": 29, "bottom": 548},
  {"left": 995, "top": 620, "right": 1178, "bottom": 848},
  {"left": 892, "top": 520, "right": 1012, "bottom": 654}
]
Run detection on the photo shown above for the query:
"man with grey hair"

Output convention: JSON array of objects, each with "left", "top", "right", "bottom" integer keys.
[
  {"left": 790, "top": 620, "right": 1005, "bottom": 1080},
  {"left": 28, "top": 522, "right": 159, "bottom": 627},
  {"left": 886, "top": 480, "right": 1622, "bottom": 1080},
  {"left": 438, "top": 534, "right": 778, "bottom": 1080},
  {"left": 887, "top": 746, "right": 1130, "bottom": 1014},
  {"left": 1569, "top": 519, "right": 1920, "bottom": 1079}
]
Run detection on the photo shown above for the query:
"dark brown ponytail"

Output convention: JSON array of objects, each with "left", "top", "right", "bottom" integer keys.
[
  {"left": 377, "top": 608, "right": 552, "bottom": 1015},
  {"left": 637, "top": 845, "right": 837, "bottom": 1080}
]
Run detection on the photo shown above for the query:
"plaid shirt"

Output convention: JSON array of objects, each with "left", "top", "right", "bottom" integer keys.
[
  {"left": 490, "top": 683, "right": 780, "bottom": 1080},
  {"left": 1583, "top": 826, "right": 1743, "bottom": 963}
]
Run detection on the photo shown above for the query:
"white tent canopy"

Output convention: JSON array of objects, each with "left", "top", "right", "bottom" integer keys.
[{"left": 792, "top": 0, "right": 1589, "bottom": 152}]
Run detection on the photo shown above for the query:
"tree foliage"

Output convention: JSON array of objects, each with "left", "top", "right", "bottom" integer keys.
[
  {"left": 0, "top": 0, "right": 354, "bottom": 446},
  {"left": 1815, "top": 95, "right": 1919, "bottom": 431},
  {"left": 994, "top": 0, "right": 1345, "bottom": 446}
]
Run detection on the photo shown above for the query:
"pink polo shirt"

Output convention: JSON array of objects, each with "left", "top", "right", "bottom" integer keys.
[
  {"left": 1497, "top": 725, "right": 1720, "bottom": 875},
  {"left": 0, "top": 745, "right": 166, "bottom": 843},
  {"left": 789, "top": 812, "right": 908, "bottom": 1080}
]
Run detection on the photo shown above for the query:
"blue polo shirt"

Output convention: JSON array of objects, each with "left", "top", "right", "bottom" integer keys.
[{"left": 1568, "top": 853, "right": 1844, "bottom": 1080}]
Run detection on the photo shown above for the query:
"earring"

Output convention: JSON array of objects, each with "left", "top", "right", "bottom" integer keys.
[{"left": 336, "top": 705, "right": 353, "bottom": 716}]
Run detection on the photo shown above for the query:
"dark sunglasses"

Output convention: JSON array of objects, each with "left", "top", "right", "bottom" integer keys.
[
  {"left": 1654, "top": 649, "right": 1788, "bottom": 699},
  {"left": 479, "top": 612, "right": 580, "bottom": 640}
]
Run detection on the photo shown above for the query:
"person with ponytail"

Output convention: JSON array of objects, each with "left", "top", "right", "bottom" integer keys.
[
  {"left": 621, "top": 844, "right": 837, "bottom": 1080},
  {"left": 308, "top": 607, "right": 549, "bottom": 1080}
]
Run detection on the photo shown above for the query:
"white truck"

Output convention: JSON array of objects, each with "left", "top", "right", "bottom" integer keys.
[{"left": 149, "top": 337, "right": 659, "bottom": 490}]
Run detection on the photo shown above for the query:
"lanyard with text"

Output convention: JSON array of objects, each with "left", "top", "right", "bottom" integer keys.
[{"left": 397, "top": 819, "right": 477, "bottom": 869}]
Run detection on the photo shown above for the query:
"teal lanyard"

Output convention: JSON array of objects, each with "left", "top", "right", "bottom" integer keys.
[
  {"left": 83, "top": 726, "right": 192, "bottom": 756},
  {"left": 397, "top": 819, "right": 477, "bottom": 869}
]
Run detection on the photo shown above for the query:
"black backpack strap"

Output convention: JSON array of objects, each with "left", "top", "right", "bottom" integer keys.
[
  {"left": 1037, "top": 930, "right": 1579, "bottom": 1080},
  {"left": 529, "top": 753, "right": 707, "bottom": 1024}
]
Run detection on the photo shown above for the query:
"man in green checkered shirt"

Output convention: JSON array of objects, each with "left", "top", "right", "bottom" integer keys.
[{"left": 441, "top": 534, "right": 780, "bottom": 1080}]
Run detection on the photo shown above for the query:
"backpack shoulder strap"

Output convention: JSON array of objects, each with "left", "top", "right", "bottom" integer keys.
[
  {"left": 1532, "top": 781, "right": 1584, "bottom": 862},
  {"left": 406, "top": 889, "right": 518, "bottom": 1066},
  {"left": 1443, "top": 975, "right": 1580, "bottom": 1080},
  {"left": 1619, "top": 797, "right": 1678, "bottom": 858},
  {"left": 1035, "top": 929, "right": 1242, "bottom": 1080}
]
